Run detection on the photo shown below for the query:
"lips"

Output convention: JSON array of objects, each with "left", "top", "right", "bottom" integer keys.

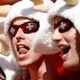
[
  {"left": 17, "top": 45, "right": 30, "bottom": 54},
  {"left": 59, "top": 46, "right": 70, "bottom": 61}
]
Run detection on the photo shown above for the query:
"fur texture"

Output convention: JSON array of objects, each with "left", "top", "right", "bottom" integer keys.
[{"left": 4, "top": 0, "right": 60, "bottom": 55}]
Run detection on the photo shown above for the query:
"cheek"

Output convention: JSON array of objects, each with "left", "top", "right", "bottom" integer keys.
[
  {"left": 25, "top": 33, "right": 36, "bottom": 42},
  {"left": 12, "top": 38, "right": 17, "bottom": 50},
  {"left": 63, "top": 28, "right": 76, "bottom": 43}
]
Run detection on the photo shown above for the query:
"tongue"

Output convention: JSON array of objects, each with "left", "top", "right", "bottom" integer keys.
[{"left": 19, "top": 47, "right": 28, "bottom": 54}]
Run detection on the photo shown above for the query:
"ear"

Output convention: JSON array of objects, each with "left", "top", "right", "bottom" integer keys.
[
  {"left": 64, "top": 0, "right": 79, "bottom": 5},
  {"left": 32, "top": 0, "right": 54, "bottom": 12},
  {"left": 0, "top": 34, "right": 10, "bottom": 56},
  {"left": 0, "top": 5, "right": 12, "bottom": 17}
]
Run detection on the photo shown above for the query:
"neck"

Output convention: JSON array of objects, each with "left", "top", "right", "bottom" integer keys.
[
  {"left": 27, "top": 53, "right": 80, "bottom": 80},
  {"left": 29, "top": 61, "right": 45, "bottom": 80},
  {"left": 28, "top": 56, "right": 54, "bottom": 80}
]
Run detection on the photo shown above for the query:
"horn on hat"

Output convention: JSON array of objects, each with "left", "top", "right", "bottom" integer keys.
[
  {"left": 32, "top": 0, "right": 54, "bottom": 12},
  {"left": 0, "top": 34, "right": 10, "bottom": 56},
  {"left": 0, "top": 5, "right": 12, "bottom": 17},
  {"left": 64, "top": 0, "right": 79, "bottom": 5},
  {"left": 32, "top": 0, "right": 43, "bottom": 5}
]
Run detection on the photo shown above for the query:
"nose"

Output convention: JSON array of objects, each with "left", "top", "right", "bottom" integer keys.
[
  {"left": 52, "top": 29, "right": 62, "bottom": 43},
  {"left": 15, "top": 28, "right": 25, "bottom": 41}
]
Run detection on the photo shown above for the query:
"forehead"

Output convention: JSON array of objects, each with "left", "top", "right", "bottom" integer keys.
[
  {"left": 49, "top": 15, "right": 65, "bottom": 25},
  {"left": 11, "top": 17, "right": 34, "bottom": 26}
]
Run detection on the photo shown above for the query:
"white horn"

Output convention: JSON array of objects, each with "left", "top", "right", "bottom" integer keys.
[
  {"left": 33, "top": 0, "right": 54, "bottom": 12},
  {"left": 32, "top": 0, "right": 43, "bottom": 5},
  {"left": 0, "top": 34, "right": 10, "bottom": 56},
  {"left": 64, "top": 0, "right": 79, "bottom": 5}
]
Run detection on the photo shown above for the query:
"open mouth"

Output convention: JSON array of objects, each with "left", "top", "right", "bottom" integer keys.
[
  {"left": 17, "top": 45, "right": 30, "bottom": 54},
  {"left": 62, "top": 46, "right": 70, "bottom": 54}
]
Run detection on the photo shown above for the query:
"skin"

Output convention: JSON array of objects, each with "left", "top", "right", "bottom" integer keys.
[
  {"left": 9, "top": 17, "right": 62, "bottom": 80},
  {"left": 9, "top": 16, "right": 80, "bottom": 80},
  {"left": 51, "top": 16, "right": 80, "bottom": 71},
  {"left": 0, "top": 67, "right": 6, "bottom": 80},
  {"left": 0, "top": 74, "right": 5, "bottom": 80},
  {"left": 11, "top": 17, "right": 42, "bottom": 68},
  {"left": 10, "top": 17, "right": 46, "bottom": 80}
]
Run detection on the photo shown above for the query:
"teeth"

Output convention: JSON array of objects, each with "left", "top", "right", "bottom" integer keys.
[{"left": 24, "top": 46, "right": 30, "bottom": 50}]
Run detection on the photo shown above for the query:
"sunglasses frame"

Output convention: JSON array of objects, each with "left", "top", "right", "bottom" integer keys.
[{"left": 8, "top": 20, "right": 39, "bottom": 37}]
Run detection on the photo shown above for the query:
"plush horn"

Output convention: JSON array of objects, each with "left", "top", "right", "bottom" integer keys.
[
  {"left": 31, "top": 0, "right": 43, "bottom": 5},
  {"left": 32, "top": 0, "right": 54, "bottom": 12},
  {"left": 0, "top": 34, "right": 10, "bottom": 56},
  {"left": 0, "top": 5, "right": 12, "bottom": 17},
  {"left": 64, "top": 0, "right": 79, "bottom": 5}
]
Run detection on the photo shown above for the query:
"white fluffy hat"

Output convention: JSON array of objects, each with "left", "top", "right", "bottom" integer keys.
[
  {"left": 48, "top": 0, "right": 80, "bottom": 33},
  {"left": 4, "top": 0, "right": 60, "bottom": 55}
]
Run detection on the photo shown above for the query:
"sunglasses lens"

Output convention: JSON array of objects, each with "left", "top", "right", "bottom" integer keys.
[
  {"left": 22, "top": 21, "right": 39, "bottom": 33},
  {"left": 8, "top": 25, "right": 18, "bottom": 37},
  {"left": 58, "top": 19, "right": 73, "bottom": 33},
  {"left": 8, "top": 21, "right": 39, "bottom": 37}
]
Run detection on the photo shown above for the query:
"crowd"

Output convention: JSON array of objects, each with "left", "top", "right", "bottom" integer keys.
[{"left": 0, "top": 0, "right": 80, "bottom": 80}]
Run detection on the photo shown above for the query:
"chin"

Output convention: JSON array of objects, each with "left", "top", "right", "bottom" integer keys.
[
  {"left": 63, "top": 60, "right": 80, "bottom": 71},
  {"left": 17, "top": 59, "right": 35, "bottom": 68},
  {"left": 17, "top": 61, "right": 27, "bottom": 68}
]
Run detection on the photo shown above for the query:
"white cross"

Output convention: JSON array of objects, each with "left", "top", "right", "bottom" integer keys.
[
  {"left": 60, "top": 22, "right": 66, "bottom": 29},
  {"left": 10, "top": 27, "right": 15, "bottom": 35},
  {"left": 26, "top": 23, "right": 34, "bottom": 30}
]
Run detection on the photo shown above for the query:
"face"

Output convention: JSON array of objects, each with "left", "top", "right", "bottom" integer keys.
[
  {"left": 51, "top": 16, "right": 80, "bottom": 71},
  {"left": 8, "top": 17, "right": 42, "bottom": 68}
]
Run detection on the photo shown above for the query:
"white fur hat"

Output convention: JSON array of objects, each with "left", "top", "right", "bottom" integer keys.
[
  {"left": 48, "top": 0, "right": 80, "bottom": 33},
  {"left": 4, "top": 0, "right": 60, "bottom": 55}
]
